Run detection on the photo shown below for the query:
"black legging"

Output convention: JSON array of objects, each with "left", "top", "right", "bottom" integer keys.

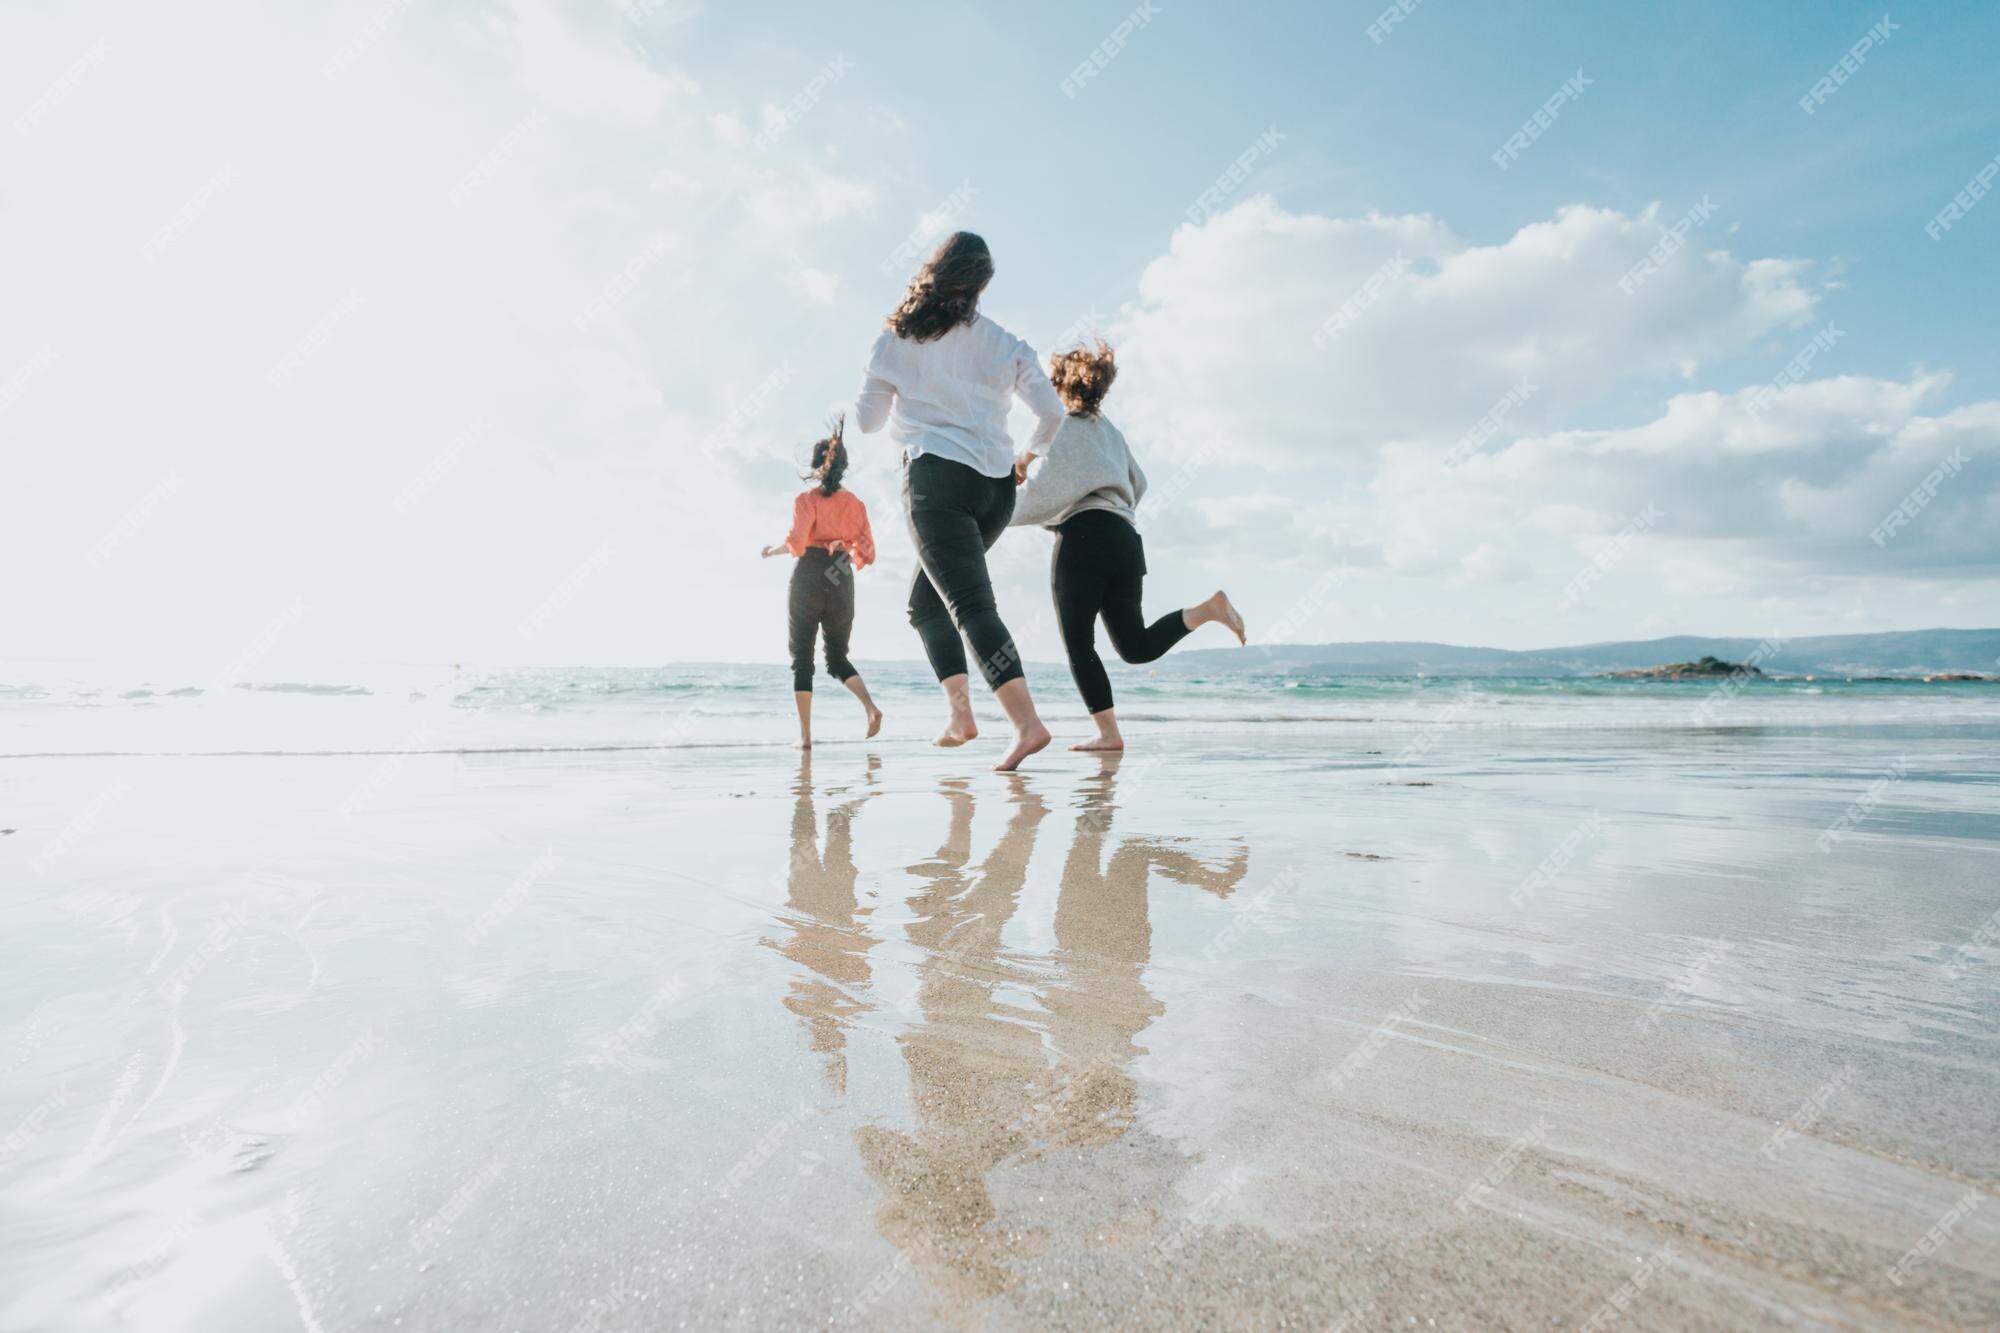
[
  {"left": 788, "top": 548, "right": 857, "bottom": 693},
  {"left": 1051, "top": 509, "right": 1190, "bottom": 714},
  {"left": 903, "top": 453, "right": 1025, "bottom": 690}
]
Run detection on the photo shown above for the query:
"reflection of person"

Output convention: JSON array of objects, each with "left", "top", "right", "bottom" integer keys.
[
  {"left": 852, "top": 760, "right": 1248, "bottom": 1313},
  {"left": 761, "top": 417, "right": 882, "bottom": 748},
  {"left": 1039, "top": 759, "right": 1248, "bottom": 1150},
  {"left": 854, "top": 776, "right": 1049, "bottom": 1303},
  {"left": 854, "top": 230, "right": 1062, "bottom": 770},
  {"left": 1012, "top": 342, "right": 1246, "bottom": 753},
  {"left": 765, "top": 752, "right": 880, "bottom": 1094}
]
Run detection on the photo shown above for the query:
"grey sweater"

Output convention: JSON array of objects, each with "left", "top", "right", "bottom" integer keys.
[{"left": 1009, "top": 413, "right": 1148, "bottom": 530}]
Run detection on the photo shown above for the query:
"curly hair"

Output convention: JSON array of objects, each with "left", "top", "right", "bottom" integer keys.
[
  {"left": 1048, "top": 339, "right": 1117, "bottom": 416},
  {"left": 886, "top": 231, "right": 993, "bottom": 343},
  {"left": 805, "top": 416, "right": 847, "bottom": 496}
]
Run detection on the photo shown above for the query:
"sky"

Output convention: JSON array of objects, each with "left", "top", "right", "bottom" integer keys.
[{"left": 4, "top": 0, "right": 1997, "bottom": 678}]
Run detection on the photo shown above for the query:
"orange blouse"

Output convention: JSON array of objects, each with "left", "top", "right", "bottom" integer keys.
[{"left": 784, "top": 488, "right": 874, "bottom": 570}]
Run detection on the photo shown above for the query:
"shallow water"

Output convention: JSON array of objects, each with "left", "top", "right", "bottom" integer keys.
[{"left": 3, "top": 685, "right": 1998, "bottom": 1329}]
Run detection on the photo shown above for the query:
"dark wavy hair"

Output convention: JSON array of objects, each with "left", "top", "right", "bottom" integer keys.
[
  {"left": 887, "top": 231, "right": 993, "bottom": 343},
  {"left": 1049, "top": 339, "right": 1117, "bottom": 416},
  {"left": 805, "top": 416, "right": 847, "bottom": 496}
]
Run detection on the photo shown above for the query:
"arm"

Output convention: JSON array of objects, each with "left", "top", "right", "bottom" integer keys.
[
  {"left": 1127, "top": 437, "right": 1148, "bottom": 507},
  {"left": 1009, "top": 425, "right": 1081, "bottom": 528},
  {"left": 850, "top": 501, "right": 875, "bottom": 571},
  {"left": 854, "top": 335, "right": 895, "bottom": 434},
  {"left": 1012, "top": 340, "right": 1065, "bottom": 460}
]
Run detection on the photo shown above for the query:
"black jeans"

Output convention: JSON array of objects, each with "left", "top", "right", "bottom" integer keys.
[
  {"left": 788, "top": 549, "right": 857, "bottom": 693},
  {"left": 1051, "top": 509, "right": 1190, "bottom": 714},
  {"left": 903, "top": 453, "right": 1025, "bottom": 690}
]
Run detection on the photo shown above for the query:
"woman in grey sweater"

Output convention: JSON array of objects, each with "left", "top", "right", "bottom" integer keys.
[{"left": 1010, "top": 342, "right": 1244, "bottom": 751}]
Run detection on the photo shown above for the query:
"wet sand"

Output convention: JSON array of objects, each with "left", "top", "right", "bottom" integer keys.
[{"left": 3, "top": 721, "right": 1998, "bottom": 1329}]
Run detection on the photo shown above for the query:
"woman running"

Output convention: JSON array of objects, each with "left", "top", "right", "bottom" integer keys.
[
  {"left": 854, "top": 231, "right": 1062, "bottom": 771},
  {"left": 1010, "top": 341, "right": 1245, "bottom": 751},
  {"left": 762, "top": 417, "right": 883, "bottom": 748}
]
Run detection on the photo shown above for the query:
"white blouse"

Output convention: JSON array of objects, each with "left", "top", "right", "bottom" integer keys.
[{"left": 853, "top": 314, "right": 1065, "bottom": 479}]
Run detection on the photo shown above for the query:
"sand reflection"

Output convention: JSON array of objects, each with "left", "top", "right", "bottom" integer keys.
[{"left": 827, "top": 757, "right": 1248, "bottom": 1311}]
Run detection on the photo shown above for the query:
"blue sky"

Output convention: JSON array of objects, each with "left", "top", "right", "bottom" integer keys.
[{"left": 3, "top": 0, "right": 1996, "bottom": 673}]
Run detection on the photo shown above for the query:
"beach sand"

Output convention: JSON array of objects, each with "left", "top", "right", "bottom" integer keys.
[{"left": 3, "top": 718, "right": 1997, "bottom": 1329}]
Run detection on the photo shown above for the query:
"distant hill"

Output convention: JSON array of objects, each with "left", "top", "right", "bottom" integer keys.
[{"left": 1162, "top": 628, "right": 2000, "bottom": 678}]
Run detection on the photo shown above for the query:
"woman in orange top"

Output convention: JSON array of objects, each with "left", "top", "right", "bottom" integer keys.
[{"left": 762, "top": 418, "right": 883, "bottom": 747}]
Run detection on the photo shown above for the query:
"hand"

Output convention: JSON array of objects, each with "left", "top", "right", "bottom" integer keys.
[
  {"left": 1013, "top": 452, "right": 1035, "bottom": 485},
  {"left": 761, "top": 544, "right": 783, "bottom": 559}
]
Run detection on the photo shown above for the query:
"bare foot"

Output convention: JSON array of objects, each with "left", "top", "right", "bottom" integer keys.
[
  {"left": 934, "top": 714, "right": 978, "bottom": 748},
  {"left": 994, "top": 721, "right": 1051, "bottom": 771},
  {"left": 1070, "top": 736, "right": 1124, "bottom": 752},
  {"left": 1195, "top": 590, "right": 1246, "bottom": 644},
  {"left": 865, "top": 708, "right": 884, "bottom": 739}
]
